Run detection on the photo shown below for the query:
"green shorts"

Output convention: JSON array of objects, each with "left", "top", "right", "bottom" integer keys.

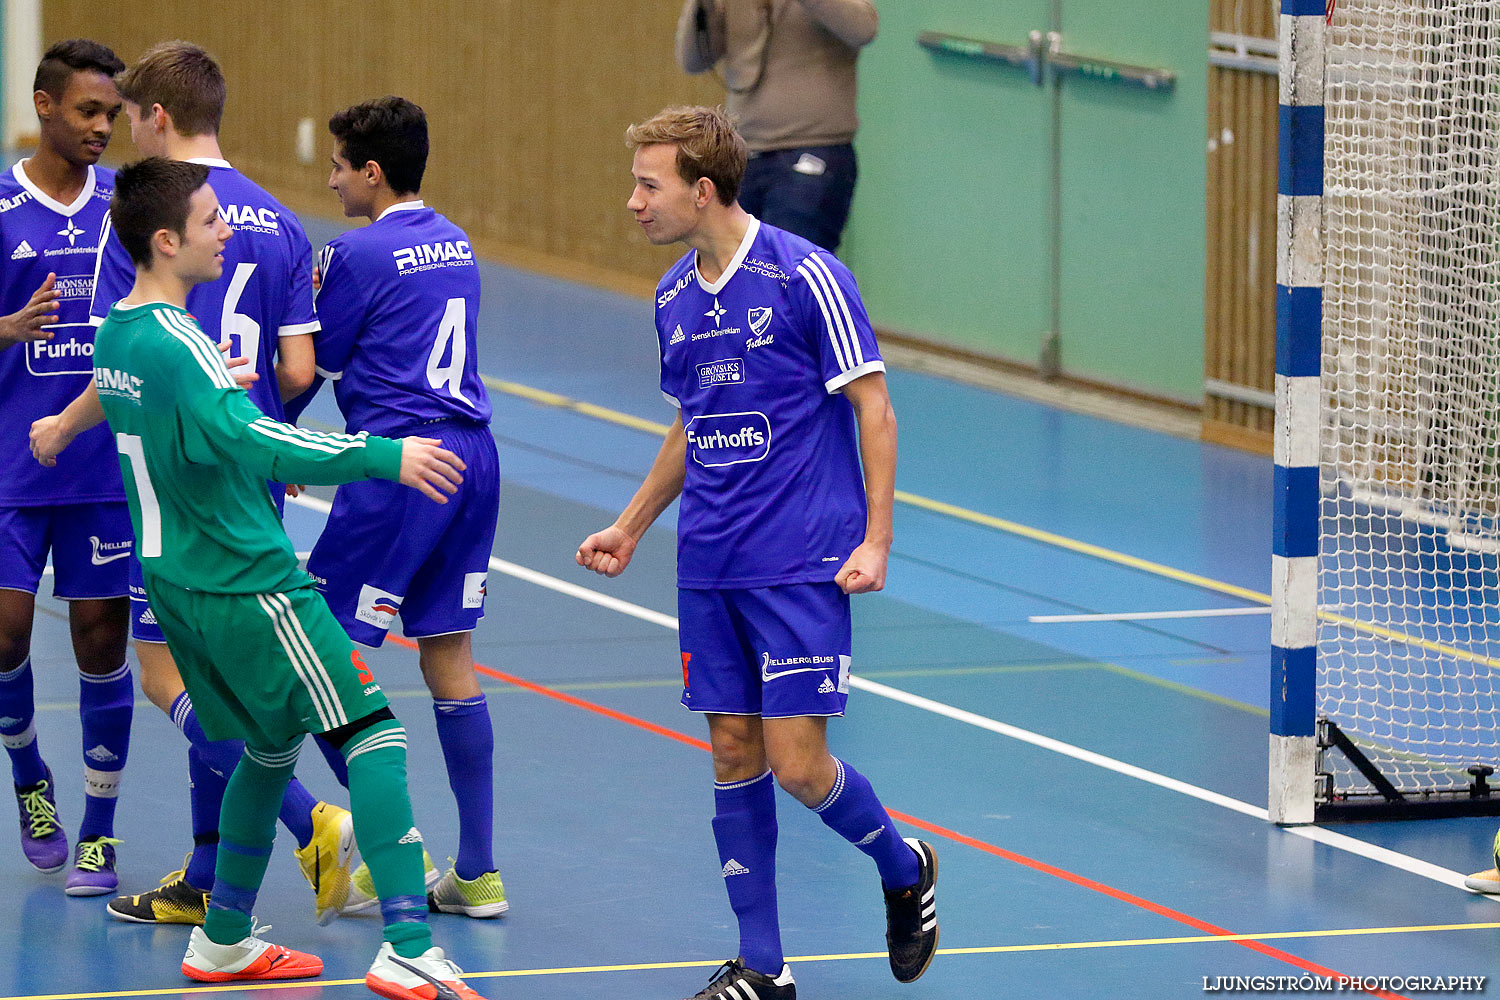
[{"left": 145, "top": 575, "right": 390, "bottom": 746}]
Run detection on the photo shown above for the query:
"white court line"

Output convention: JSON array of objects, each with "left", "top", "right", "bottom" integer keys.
[
  {"left": 1029, "top": 607, "right": 1273, "bottom": 623},
  {"left": 285, "top": 493, "right": 1484, "bottom": 897}
]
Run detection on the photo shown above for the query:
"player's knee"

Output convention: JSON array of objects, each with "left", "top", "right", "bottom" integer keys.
[
  {"left": 320, "top": 706, "right": 400, "bottom": 761},
  {"left": 69, "top": 598, "right": 129, "bottom": 673},
  {"left": 770, "top": 762, "right": 827, "bottom": 805}
]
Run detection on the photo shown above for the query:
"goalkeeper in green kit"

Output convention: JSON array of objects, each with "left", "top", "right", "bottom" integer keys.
[{"left": 79, "top": 156, "right": 490, "bottom": 1000}]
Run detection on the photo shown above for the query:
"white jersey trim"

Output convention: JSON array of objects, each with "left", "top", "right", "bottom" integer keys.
[
  {"left": 376, "top": 199, "right": 426, "bottom": 222},
  {"left": 185, "top": 157, "right": 232, "bottom": 169},
  {"left": 278, "top": 321, "right": 320, "bottom": 338},
  {"left": 12, "top": 161, "right": 97, "bottom": 217},
  {"left": 153, "top": 309, "right": 236, "bottom": 390},
  {"left": 825, "top": 359, "right": 885, "bottom": 394},
  {"left": 662, "top": 390, "right": 682, "bottom": 409},
  {"left": 694, "top": 216, "right": 760, "bottom": 296},
  {"left": 314, "top": 364, "right": 343, "bottom": 381}
]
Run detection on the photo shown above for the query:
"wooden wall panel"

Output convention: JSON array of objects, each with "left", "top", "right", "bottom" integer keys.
[
  {"left": 43, "top": 1, "right": 722, "bottom": 291},
  {"left": 1205, "top": 0, "right": 1278, "bottom": 452}
]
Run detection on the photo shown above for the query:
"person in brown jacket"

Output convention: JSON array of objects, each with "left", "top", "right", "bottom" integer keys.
[{"left": 676, "top": 0, "right": 876, "bottom": 253}]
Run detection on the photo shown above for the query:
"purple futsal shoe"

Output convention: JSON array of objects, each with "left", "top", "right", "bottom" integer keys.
[
  {"left": 66, "top": 836, "right": 122, "bottom": 896},
  {"left": 15, "top": 766, "right": 68, "bottom": 873}
]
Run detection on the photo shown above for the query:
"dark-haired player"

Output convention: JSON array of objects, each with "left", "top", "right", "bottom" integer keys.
[
  {"left": 0, "top": 38, "right": 133, "bottom": 895},
  {"left": 292, "top": 96, "right": 506, "bottom": 918},
  {"left": 93, "top": 154, "right": 487, "bottom": 1000},
  {"left": 30, "top": 40, "right": 356, "bottom": 923}
]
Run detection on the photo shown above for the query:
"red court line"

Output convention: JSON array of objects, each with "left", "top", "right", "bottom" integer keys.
[{"left": 387, "top": 633, "right": 1405, "bottom": 999}]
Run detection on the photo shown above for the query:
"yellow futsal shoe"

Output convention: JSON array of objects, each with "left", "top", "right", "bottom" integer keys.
[
  {"left": 342, "top": 848, "right": 441, "bottom": 915},
  {"left": 428, "top": 864, "right": 509, "bottom": 919},
  {"left": 293, "top": 802, "right": 358, "bottom": 925},
  {"left": 107, "top": 855, "right": 210, "bottom": 924}
]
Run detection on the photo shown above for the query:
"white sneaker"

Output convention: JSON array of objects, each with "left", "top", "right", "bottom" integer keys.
[
  {"left": 181, "top": 923, "right": 323, "bottom": 982},
  {"left": 365, "top": 942, "right": 486, "bottom": 1000},
  {"left": 1464, "top": 867, "right": 1500, "bottom": 892}
]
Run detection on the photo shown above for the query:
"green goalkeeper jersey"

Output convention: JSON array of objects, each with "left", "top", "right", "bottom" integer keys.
[{"left": 93, "top": 301, "right": 403, "bottom": 595}]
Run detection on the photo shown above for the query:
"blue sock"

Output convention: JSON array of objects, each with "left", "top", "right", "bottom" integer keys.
[
  {"left": 712, "top": 770, "right": 782, "bottom": 976},
  {"left": 170, "top": 692, "right": 317, "bottom": 846},
  {"left": 312, "top": 731, "right": 349, "bottom": 788},
  {"left": 278, "top": 777, "right": 318, "bottom": 848},
  {"left": 0, "top": 659, "right": 46, "bottom": 787},
  {"left": 186, "top": 746, "right": 224, "bottom": 890},
  {"left": 812, "top": 758, "right": 919, "bottom": 889},
  {"left": 78, "top": 663, "right": 132, "bottom": 841},
  {"left": 434, "top": 695, "right": 494, "bottom": 880}
]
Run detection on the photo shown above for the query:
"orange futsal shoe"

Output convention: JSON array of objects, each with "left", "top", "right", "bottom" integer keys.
[
  {"left": 365, "top": 942, "right": 487, "bottom": 1000},
  {"left": 181, "top": 924, "right": 323, "bottom": 982}
]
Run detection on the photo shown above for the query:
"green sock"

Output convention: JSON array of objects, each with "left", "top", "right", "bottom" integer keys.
[
  {"left": 202, "top": 742, "right": 298, "bottom": 945},
  {"left": 343, "top": 720, "right": 432, "bottom": 958}
]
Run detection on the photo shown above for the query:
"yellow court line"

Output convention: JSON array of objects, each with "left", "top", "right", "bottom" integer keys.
[
  {"left": 484, "top": 375, "right": 1500, "bottom": 672},
  {"left": 10, "top": 922, "right": 1499, "bottom": 1000}
]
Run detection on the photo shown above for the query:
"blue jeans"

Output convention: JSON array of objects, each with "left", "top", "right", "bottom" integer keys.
[{"left": 739, "top": 144, "right": 857, "bottom": 254}]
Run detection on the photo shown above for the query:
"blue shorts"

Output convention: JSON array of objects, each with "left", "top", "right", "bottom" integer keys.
[
  {"left": 308, "top": 422, "right": 499, "bottom": 646},
  {"left": 678, "top": 582, "right": 852, "bottom": 719},
  {"left": 0, "top": 503, "right": 132, "bottom": 600},
  {"left": 128, "top": 557, "right": 166, "bottom": 643}
]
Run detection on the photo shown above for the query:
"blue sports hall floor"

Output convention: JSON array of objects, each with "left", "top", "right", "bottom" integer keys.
[{"left": 5, "top": 214, "right": 1499, "bottom": 1000}]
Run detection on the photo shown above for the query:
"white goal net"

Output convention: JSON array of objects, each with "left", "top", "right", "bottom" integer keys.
[{"left": 1319, "top": 0, "right": 1500, "bottom": 799}]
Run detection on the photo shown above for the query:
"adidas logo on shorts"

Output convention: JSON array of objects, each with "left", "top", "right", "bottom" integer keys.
[
  {"left": 398, "top": 827, "right": 424, "bottom": 845},
  {"left": 722, "top": 859, "right": 750, "bottom": 877},
  {"left": 817, "top": 676, "right": 836, "bottom": 695},
  {"left": 11, "top": 241, "right": 35, "bottom": 260}
]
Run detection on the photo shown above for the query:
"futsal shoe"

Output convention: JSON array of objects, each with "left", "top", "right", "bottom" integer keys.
[
  {"left": 427, "top": 865, "right": 509, "bottom": 918},
  {"left": 293, "top": 802, "right": 359, "bottom": 924},
  {"left": 343, "top": 849, "right": 442, "bottom": 915},
  {"left": 365, "top": 941, "right": 487, "bottom": 1000},
  {"left": 14, "top": 766, "right": 68, "bottom": 873},
  {"left": 883, "top": 838, "right": 939, "bottom": 983},
  {"left": 108, "top": 858, "right": 209, "bottom": 923},
  {"left": 181, "top": 924, "right": 322, "bottom": 982},
  {"left": 685, "top": 959, "right": 796, "bottom": 1000},
  {"left": 65, "top": 836, "right": 122, "bottom": 896},
  {"left": 1464, "top": 868, "right": 1500, "bottom": 892}
]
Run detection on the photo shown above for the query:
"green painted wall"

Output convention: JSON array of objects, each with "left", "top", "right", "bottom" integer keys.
[{"left": 842, "top": 1, "right": 1207, "bottom": 403}]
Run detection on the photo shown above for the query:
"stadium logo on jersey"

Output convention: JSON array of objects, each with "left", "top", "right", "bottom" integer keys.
[
  {"left": 89, "top": 536, "right": 132, "bottom": 566},
  {"left": 93, "top": 366, "right": 142, "bottom": 400},
  {"left": 747, "top": 306, "right": 773, "bottom": 338},
  {"left": 392, "top": 240, "right": 473, "bottom": 274},
  {"left": 355, "top": 584, "right": 404, "bottom": 630},
  {"left": 57, "top": 219, "right": 85, "bottom": 245},
  {"left": 10, "top": 240, "right": 35, "bottom": 259},
  {"left": 697, "top": 358, "right": 745, "bottom": 389},
  {"left": 669, "top": 325, "right": 685, "bottom": 346},
  {"left": 658, "top": 270, "right": 695, "bottom": 307},
  {"left": 0, "top": 191, "right": 30, "bottom": 214},
  {"left": 684, "top": 411, "right": 771, "bottom": 467},
  {"left": 462, "top": 572, "right": 487, "bottom": 610},
  {"left": 219, "top": 204, "right": 280, "bottom": 233}
]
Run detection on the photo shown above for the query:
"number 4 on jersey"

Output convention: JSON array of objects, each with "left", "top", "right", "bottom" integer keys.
[{"left": 427, "top": 297, "right": 473, "bottom": 406}]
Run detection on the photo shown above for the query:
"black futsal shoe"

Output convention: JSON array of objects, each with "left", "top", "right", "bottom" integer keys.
[
  {"left": 686, "top": 958, "right": 796, "bottom": 999},
  {"left": 883, "top": 838, "right": 939, "bottom": 983}
]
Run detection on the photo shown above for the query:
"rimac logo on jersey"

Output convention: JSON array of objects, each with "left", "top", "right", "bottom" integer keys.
[
  {"left": 93, "top": 366, "right": 142, "bottom": 400},
  {"left": 356, "top": 584, "right": 404, "bottom": 630},
  {"left": 697, "top": 358, "right": 745, "bottom": 389},
  {"left": 392, "top": 240, "right": 473, "bottom": 274},
  {"left": 219, "top": 204, "right": 280, "bottom": 233},
  {"left": 28, "top": 324, "right": 96, "bottom": 377},
  {"left": 684, "top": 411, "right": 771, "bottom": 467}
]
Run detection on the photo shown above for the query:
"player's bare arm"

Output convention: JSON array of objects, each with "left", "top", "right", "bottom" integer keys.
[
  {"left": 29, "top": 380, "right": 105, "bottom": 466},
  {"left": 273, "top": 332, "right": 315, "bottom": 400},
  {"left": 835, "top": 371, "right": 897, "bottom": 594},
  {"left": 398, "top": 436, "right": 466, "bottom": 504},
  {"left": 577, "top": 413, "right": 688, "bottom": 577},
  {"left": 0, "top": 274, "right": 60, "bottom": 350}
]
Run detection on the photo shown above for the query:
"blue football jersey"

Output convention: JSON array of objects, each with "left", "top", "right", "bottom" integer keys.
[
  {"left": 0, "top": 161, "right": 124, "bottom": 506},
  {"left": 89, "top": 158, "right": 319, "bottom": 423},
  {"left": 656, "top": 218, "right": 885, "bottom": 589},
  {"left": 312, "top": 201, "right": 490, "bottom": 437}
]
